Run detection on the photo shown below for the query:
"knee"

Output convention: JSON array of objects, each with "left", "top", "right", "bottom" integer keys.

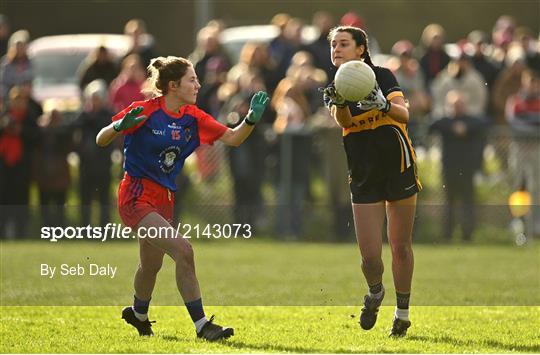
[
  {"left": 171, "top": 242, "right": 194, "bottom": 264},
  {"left": 139, "top": 260, "right": 163, "bottom": 275},
  {"left": 391, "top": 243, "right": 412, "bottom": 261},
  {"left": 361, "top": 255, "right": 382, "bottom": 270}
]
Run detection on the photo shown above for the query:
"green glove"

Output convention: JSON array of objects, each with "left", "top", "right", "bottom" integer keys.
[
  {"left": 113, "top": 106, "right": 147, "bottom": 132},
  {"left": 245, "top": 91, "right": 270, "bottom": 125}
]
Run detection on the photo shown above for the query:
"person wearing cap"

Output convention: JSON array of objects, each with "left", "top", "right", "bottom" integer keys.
[
  {"left": 418, "top": 24, "right": 451, "bottom": 90},
  {"left": 0, "top": 29, "right": 33, "bottom": 105}
]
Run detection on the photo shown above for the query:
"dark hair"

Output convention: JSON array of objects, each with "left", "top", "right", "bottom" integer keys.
[
  {"left": 144, "top": 56, "right": 192, "bottom": 97},
  {"left": 327, "top": 25, "right": 375, "bottom": 68}
]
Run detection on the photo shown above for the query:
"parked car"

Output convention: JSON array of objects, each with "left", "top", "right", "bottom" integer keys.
[{"left": 27, "top": 33, "right": 152, "bottom": 120}]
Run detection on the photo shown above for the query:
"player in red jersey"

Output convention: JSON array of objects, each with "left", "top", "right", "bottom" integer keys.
[{"left": 96, "top": 56, "right": 269, "bottom": 341}]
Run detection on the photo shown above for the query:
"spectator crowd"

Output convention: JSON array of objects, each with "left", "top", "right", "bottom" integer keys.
[{"left": 0, "top": 12, "right": 539, "bottom": 240}]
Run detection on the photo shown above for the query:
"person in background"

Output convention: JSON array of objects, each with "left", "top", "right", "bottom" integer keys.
[
  {"left": 0, "top": 15, "right": 10, "bottom": 58},
  {"left": 489, "top": 15, "right": 516, "bottom": 68},
  {"left": 492, "top": 47, "right": 527, "bottom": 125},
  {"left": 0, "top": 30, "right": 33, "bottom": 108},
  {"left": 514, "top": 27, "right": 540, "bottom": 72},
  {"left": 109, "top": 54, "right": 146, "bottom": 112},
  {"left": 123, "top": 18, "right": 158, "bottom": 70},
  {"left": 0, "top": 86, "right": 40, "bottom": 238},
  {"left": 268, "top": 14, "right": 306, "bottom": 82},
  {"left": 431, "top": 52, "right": 487, "bottom": 120},
  {"left": 189, "top": 25, "right": 230, "bottom": 86},
  {"left": 466, "top": 30, "right": 501, "bottom": 120},
  {"left": 387, "top": 40, "right": 430, "bottom": 147},
  {"left": 339, "top": 11, "right": 381, "bottom": 55},
  {"left": 418, "top": 23, "right": 451, "bottom": 91},
  {"left": 505, "top": 69, "right": 540, "bottom": 236},
  {"left": 34, "top": 109, "right": 71, "bottom": 228},
  {"left": 220, "top": 72, "right": 268, "bottom": 229},
  {"left": 74, "top": 80, "right": 114, "bottom": 227},
  {"left": 78, "top": 46, "right": 119, "bottom": 90},
  {"left": 306, "top": 11, "right": 336, "bottom": 82},
  {"left": 228, "top": 41, "right": 279, "bottom": 95},
  {"left": 286, "top": 50, "right": 328, "bottom": 113},
  {"left": 429, "top": 91, "right": 486, "bottom": 241}
]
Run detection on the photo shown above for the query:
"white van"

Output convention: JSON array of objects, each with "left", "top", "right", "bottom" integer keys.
[{"left": 28, "top": 33, "right": 152, "bottom": 119}]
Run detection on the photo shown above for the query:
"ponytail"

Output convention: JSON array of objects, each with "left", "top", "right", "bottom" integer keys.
[{"left": 142, "top": 56, "right": 192, "bottom": 97}]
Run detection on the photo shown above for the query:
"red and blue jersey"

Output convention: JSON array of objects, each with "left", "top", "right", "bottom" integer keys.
[{"left": 112, "top": 96, "right": 228, "bottom": 191}]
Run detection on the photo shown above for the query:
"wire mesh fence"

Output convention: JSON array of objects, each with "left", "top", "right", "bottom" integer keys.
[{"left": 1, "top": 122, "right": 538, "bottom": 243}]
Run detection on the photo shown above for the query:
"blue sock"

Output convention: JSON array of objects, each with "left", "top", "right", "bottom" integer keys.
[
  {"left": 133, "top": 295, "right": 150, "bottom": 315},
  {"left": 185, "top": 298, "right": 205, "bottom": 322}
]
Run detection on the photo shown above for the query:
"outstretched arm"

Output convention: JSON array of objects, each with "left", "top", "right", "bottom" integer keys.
[
  {"left": 219, "top": 91, "right": 270, "bottom": 146},
  {"left": 96, "top": 106, "right": 146, "bottom": 146}
]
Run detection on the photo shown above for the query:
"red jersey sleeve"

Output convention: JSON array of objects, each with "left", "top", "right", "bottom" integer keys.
[
  {"left": 111, "top": 99, "right": 156, "bottom": 135},
  {"left": 190, "top": 106, "right": 228, "bottom": 145}
]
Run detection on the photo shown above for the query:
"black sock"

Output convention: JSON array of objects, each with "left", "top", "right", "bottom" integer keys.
[
  {"left": 369, "top": 282, "right": 383, "bottom": 295},
  {"left": 396, "top": 292, "right": 410, "bottom": 309},
  {"left": 133, "top": 295, "right": 150, "bottom": 314},
  {"left": 185, "top": 298, "right": 205, "bottom": 322}
]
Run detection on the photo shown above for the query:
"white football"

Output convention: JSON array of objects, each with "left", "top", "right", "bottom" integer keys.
[{"left": 334, "top": 60, "right": 376, "bottom": 102}]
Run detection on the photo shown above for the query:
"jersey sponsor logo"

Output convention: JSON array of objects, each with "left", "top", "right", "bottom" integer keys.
[
  {"left": 159, "top": 146, "right": 181, "bottom": 173},
  {"left": 168, "top": 122, "right": 178, "bottom": 129},
  {"left": 152, "top": 129, "right": 166, "bottom": 136},
  {"left": 184, "top": 127, "right": 192, "bottom": 142}
]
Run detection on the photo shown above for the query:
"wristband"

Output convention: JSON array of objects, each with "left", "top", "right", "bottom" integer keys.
[
  {"left": 331, "top": 101, "right": 347, "bottom": 109},
  {"left": 381, "top": 101, "right": 391, "bottom": 113}
]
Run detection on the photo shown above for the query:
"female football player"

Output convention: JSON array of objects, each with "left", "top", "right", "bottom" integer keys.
[
  {"left": 96, "top": 56, "right": 269, "bottom": 341},
  {"left": 322, "top": 26, "right": 421, "bottom": 337}
]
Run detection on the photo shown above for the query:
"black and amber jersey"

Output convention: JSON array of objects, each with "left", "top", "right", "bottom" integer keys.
[{"left": 325, "top": 65, "right": 421, "bottom": 203}]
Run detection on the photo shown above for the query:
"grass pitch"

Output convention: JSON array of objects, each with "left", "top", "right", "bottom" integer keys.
[
  {"left": 1, "top": 306, "right": 539, "bottom": 353},
  {"left": 1, "top": 240, "right": 539, "bottom": 353}
]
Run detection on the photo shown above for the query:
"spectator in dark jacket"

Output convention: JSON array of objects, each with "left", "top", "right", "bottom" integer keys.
[
  {"left": 0, "top": 85, "right": 40, "bottom": 238},
  {"left": 34, "top": 109, "right": 72, "bottom": 227},
  {"left": 74, "top": 80, "right": 113, "bottom": 226},
  {"left": 78, "top": 46, "right": 119, "bottom": 90},
  {"left": 429, "top": 90, "right": 487, "bottom": 241},
  {"left": 418, "top": 23, "right": 451, "bottom": 91}
]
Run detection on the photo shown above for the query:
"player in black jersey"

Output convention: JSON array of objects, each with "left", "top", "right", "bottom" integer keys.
[{"left": 322, "top": 26, "right": 421, "bottom": 337}]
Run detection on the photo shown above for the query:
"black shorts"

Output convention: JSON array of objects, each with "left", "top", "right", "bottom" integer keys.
[{"left": 344, "top": 125, "right": 422, "bottom": 204}]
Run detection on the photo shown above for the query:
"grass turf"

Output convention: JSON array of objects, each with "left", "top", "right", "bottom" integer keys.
[
  {"left": 1, "top": 306, "right": 539, "bottom": 353},
  {"left": 1, "top": 241, "right": 539, "bottom": 353}
]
